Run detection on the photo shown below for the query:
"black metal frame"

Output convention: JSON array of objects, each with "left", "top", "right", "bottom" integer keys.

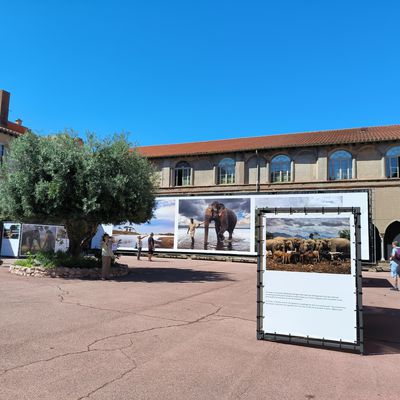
[{"left": 256, "top": 207, "right": 364, "bottom": 354}]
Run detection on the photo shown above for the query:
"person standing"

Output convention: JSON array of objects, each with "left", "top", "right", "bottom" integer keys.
[
  {"left": 148, "top": 233, "right": 155, "bottom": 261},
  {"left": 136, "top": 234, "right": 148, "bottom": 260},
  {"left": 389, "top": 241, "right": 400, "bottom": 291},
  {"left": 101, "top": 233, "right": 114, "bottom": 280},
  {"left": 187, "top": 218, "right": 203, "bottom": 249}
]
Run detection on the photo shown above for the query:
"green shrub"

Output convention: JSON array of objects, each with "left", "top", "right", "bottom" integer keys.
[
  {"left": 15, "top": 258, "right": 34, "bottom": 267},
  {"left": 16, "top": 251, "right": 101, "bottom": 269},
  {"left": 15, "top": 252, "right": 36, "bottom": 267}
]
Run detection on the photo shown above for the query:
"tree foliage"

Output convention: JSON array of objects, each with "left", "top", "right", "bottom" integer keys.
[
  {"left": 0, "top": 131, "right": 157, "bottom": 255},
  {"left": 338, "top": 229, "right": 350, "bottom": 240}
]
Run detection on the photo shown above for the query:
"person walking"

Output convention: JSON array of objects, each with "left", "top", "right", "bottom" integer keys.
[
  {"left": 147, "top": 233, "right": 155, "bottom": 261},
  {"left": 389, "top": 240, "right": 400, "bottom": 291},
  {"left": 101, "top": 233, "right": 114, "bottom": 280}
]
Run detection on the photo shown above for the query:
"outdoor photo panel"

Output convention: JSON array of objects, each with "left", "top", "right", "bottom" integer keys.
[
  {"left": 3, "top": 223, "right": 20, "bottom": 240},
  {"left": 20, "top": 224, "right": 69, "bottom": 255},
  {"left": 257, "top": 208, "right": 363, "bottom": 353},
  {"left": 177, "top": 196, "right": 252, "bottom": 253},
  {"left": 254, "top": 191, "right": 369, "bottom": 259},
  {"left": 107, "top": 191, "right": 368, "bottom": 257},
  {"left": 1, "top": 223, "right": 21, "bottom": 257},
  {"left": 112, "top": 198, "right": 176, "bottom": 251}
]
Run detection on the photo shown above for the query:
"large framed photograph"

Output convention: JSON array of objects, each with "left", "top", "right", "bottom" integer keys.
[
  {"left": 265, "top": 215, "right": 351, "bottom": 274},
  {"left": 112, "top": 198, "right": 176, "bottom": 250},
  {"left": 254, "top": 191, "right": 369, "bottom": 259},
  {"left": 177, "top": 197, "right": 252, "bottom": 252},
  {"left": 98, "top": 190, "right": 369, "bottom": 258},
  {"left": 20, "top": 224, "right": 68, "bottom": 256},
  {"left": 257, "top": 207, "right": 363, "bottom": 353}
]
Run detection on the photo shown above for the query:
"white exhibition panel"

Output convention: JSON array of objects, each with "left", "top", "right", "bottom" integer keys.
[
  {"left": 264, "top": 272, "right": 357, "bottom": 342},
  {"left": 262, "top": 212, "right": 358, "bottom": 344},
  {"left": 254, "top": 191, "right": 369, "bottom": 259},
  {"left": 110, "top": 191, "right": 369, "bottom": 259},
  {"left": 91, "top": 224, "right": 113, "bottom": 249},
  {"left": 1, "top": 223, "right": 21, "bottom": 257},
  {"left": 0, "top": 191, "right": 369, "bottom": 260},
  {"left": 19, "top": 224, "right": 69, "bottom": 256},
  {"left": 1, "top": 223, "right": 69, "bottom": 257}
]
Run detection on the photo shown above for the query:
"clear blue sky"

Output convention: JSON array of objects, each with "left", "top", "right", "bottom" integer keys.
[{"left": 2, "top": 0, "right": 399, "bottom": 146}]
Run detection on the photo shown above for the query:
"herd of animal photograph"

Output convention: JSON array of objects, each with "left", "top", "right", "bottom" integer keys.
[{"left": 266, "top": 236, "right": 351, "bottom": 274}]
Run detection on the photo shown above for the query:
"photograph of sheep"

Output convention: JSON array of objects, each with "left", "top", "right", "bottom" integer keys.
[{"left": 265, "top": 215, "right": 352, "bottom": 274}]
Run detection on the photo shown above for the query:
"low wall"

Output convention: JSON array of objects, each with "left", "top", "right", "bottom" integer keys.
[{"left": 9, "top": 264, "right": 129, "bottom": 279}]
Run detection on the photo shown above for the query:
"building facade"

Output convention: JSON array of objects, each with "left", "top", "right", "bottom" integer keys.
[
  {"left": 0, "top": 90, "right": 27, "bottom": 162},
  {"left": 0, "top": 90, "right": 28, "bottom": 255},
  {"left": 138, "top": 125, "right": 400, "bottom": 263}
]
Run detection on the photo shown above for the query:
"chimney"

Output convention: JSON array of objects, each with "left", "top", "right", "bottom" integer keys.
[
  {"left": 0, "top": 90, "right": 10, "bottom": 127},
  {"left": 15, "top": 118, "right": 23, "bottom": 125}
]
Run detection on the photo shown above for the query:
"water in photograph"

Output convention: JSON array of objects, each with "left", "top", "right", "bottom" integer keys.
[
  {"left": 113, "top": 234, "right": 174, "bottom": 250},
  {"left": 177, "top": 227, "right": 251, "bottom": 252}
]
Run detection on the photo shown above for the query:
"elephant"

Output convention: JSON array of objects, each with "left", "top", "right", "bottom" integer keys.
[
  {"left": 22, "top": 229, "right": 42, "bottom": 252},
  {"left": 266, "top": 237, "right": 286, "bottom": 252},
  {"left": 203, "top": 201, "right": 237, "bottom": 248},
  {"left": 328, "top": 238, "right": 351, "bottom": 257},
  {"left": 315, "top": 239, "right": 329, "bottom": 252}
]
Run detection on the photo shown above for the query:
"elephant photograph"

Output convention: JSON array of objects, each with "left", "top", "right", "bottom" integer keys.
[
  {"left": 177, "top": 197, "right": 251, "bottom": 252},
  {"left": 20, "top": 224, "right": 58, "bottom": 255},
  {"left": 265, "top": 215, "right": 353, "bottom": 274}
]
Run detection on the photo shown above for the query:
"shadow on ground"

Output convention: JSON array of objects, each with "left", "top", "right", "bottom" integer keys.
[
  {"left": 362, "top": 277, "right": 392, "bottom": 288},
  {"left": 364, "top": 305, "right": 400, "bottom": 355},
  {"left": 115, "top": 267, "right": 235, "bottom": 283}
]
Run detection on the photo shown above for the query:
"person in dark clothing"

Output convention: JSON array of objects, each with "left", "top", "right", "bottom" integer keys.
[{"left": 147, "top": 233, "right": 155, "bottom": 261}]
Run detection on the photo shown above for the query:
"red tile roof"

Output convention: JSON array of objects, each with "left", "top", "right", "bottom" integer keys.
[
  {"left": 6, "top": 121, "right": 27, "bottom": 134},
  {"left": 137, "top": 124, "right": 400, "bottom": 158},
  {"left": 0, "top": 121, "right": 27, "bottom": 136}
]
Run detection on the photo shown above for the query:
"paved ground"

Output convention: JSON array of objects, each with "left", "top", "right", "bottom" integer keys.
[{"left": 0, "top": 256, "right": 399, "bottom": 400}]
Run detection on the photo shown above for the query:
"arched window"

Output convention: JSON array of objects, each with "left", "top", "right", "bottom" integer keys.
[
  {"left": 385, "top": 146, "right": 400, "bottom": 178},
  {"left": 218, "top": 158, "right": 235, "bottom": 184},
  {"left": 174, "top": 161, "right": 192, "bottom": 186},
  {"left": 270, "top": 155, "right": 291, "bottom": 182},
  {"left": 328, "top": 150, "right": 352, "bottom": 180}
]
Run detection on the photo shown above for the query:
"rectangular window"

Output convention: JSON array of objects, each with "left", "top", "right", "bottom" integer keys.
[
  {"left": 175, "top": 168, "right": 191, "bottom": 186},
  {"left": 218, "top": 168, "right": 235, "bottom": 184},
  {"left": 271, "top": 169, "right": 290, "bottom": 183},
  {"left": 329, "top": 159, "right": 352, "bottom": 180},
  {"left": 387, "top": 157, "right": 400, "bottom": 178}
]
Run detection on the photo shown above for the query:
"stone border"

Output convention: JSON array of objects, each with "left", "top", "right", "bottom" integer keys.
[{"left": 9, "top": 264, "right": 129, "bottom": 279}]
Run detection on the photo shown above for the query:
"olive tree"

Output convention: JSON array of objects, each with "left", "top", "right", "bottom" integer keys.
[{"left": 0, "top": 131, "right": 156, "bottom": 256}]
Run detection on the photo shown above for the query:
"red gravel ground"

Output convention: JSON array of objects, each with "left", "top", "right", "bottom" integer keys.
[{"left": 0, "top": 256, "right": 398, "bottom": 400}]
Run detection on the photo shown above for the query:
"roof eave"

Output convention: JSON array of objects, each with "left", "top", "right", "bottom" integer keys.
[
  {"left": 0, "top": 126, "right": 24, "bottom": 137},
  {"left": 141, "top": 137, "right": 398, "bottom": 159}
]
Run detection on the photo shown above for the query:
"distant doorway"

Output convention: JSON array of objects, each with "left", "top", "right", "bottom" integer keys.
[
  {"left": 384, "top": 221, "right": 400, "bottom": 259},
  {"left": 373, "top": 225, "right": 381, "bottom": 262}
]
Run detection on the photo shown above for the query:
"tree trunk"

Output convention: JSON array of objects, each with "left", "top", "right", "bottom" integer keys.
[{"left": 65, "top": 220, "right": 99, "bottom": 257}]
